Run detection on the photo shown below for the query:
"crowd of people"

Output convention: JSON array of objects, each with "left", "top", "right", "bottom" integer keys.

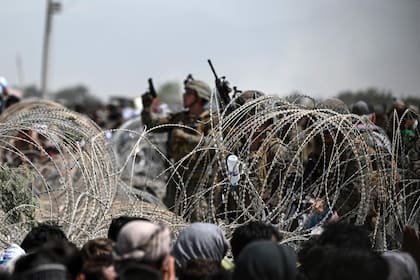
[
  {"left": 0, "top": 219, "right": 420, "bottom": 279},
  {"left": 1, "top": 73, "right": 420, "bottom": 278}
]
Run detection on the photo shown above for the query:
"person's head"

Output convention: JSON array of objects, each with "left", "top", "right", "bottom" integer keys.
[
  {"left": 230, "top": 221, "right": 282, "bottom": 261},
  {"left": 392, "top": 99, "right": 405, "bottom": 111},
  {"left": 233, "top": 241, "right": 297, "bottom": 280},
  {"left": 294, "top": 95, "right": 315, "bottom": 110},
  {"left": 108, "top": 216, "right": 150, "bottom": 242},
  {"left": 80, "top": 238, "right": 115, "bottom": 280},
  {"left": 382, "top": 251, "right": 419, "bottom": 280},
  {"left": 20, "top": 223, "right": 68, "bottom": 253},
  {"left": 234, "top": 90, "right": 266, "bottom": 123},
  {"left": 81, "top": 238, "right": 114, "bottom": 263},
  {"left": 13, "top": 254, "right": 72, "bottom": 280},
  {"left": 114, "top": 221, "right": 174, "bottom": 280},
  {"left": 13, "top": 240, "right": 82, "bottom": 280},
  {"left": 172, "top": 223, "right": 229, "bottom": 269},
  {"left": 323, "top": 248, "right": 389, "bottom": 280},
  {"left": 117, "top": 261, "right": 163, "bottom": 280},
  {"left": 298, "top": 244, "right": 336, "bottom": 280},
  {"left": 400, "top": 107, "right": 418, "bottom": 130},
  {"left": 41, "top": 240, "right": 83, "bottom": 280},
  {"left": 236, "top": 90, "right": 265, "bottom": 106},
  {"left": 316, "top": 98, "right": 350, "bottom": 115},
  {"left": 5, "top": 95, "right": 20, "bottom": 108},
  {"left": 183, "top": 79, "right": 211, "bottom": 109},
  {"left": 178, "top": 259, "right": 223, "bottom": 280},
  {"left": 81, "top": 262, "right": 116, "bottom": 280},
  {"left": 316, "top": 222, "right": 372, "bottom": 250},
  {"left": 299, "top": 244, "right": 388, "bottom": 280},
  {"left": 351, "top": 100, "right": 371, "bottom": 116},
  {"left": 351, "top": 100, "right": 376, "bottom": 123}
]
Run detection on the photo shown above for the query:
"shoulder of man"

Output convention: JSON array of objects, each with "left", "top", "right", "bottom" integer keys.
[{"left": 199, "top": 110, "right": 211, "bottom": 120}]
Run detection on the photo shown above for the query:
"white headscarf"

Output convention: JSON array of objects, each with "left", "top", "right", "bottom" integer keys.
[{"left": 114, "top": 221, "right": 171, "bottom": 263}]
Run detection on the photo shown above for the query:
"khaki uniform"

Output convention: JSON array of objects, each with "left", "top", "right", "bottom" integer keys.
[
  {"left": 217, "top": 134, "right": 301, "bottom": 222},
  {"left": 142, "top": 109, "right": 212, "bottom": 216}
]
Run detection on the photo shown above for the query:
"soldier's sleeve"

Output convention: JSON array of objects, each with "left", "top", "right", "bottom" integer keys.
[
  {"left": 141, "top": 110, "right": 173, "bottom": 131},
  {"left": 177, "top": 110, "right": 212, "bottom": 144}
]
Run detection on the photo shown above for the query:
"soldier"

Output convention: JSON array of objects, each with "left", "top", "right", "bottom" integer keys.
[
  {"left": 216, "top": 91, "right": 300, "bottom": 223},
  {"left": 141, "top": 78, "right": 213, "bottom": 215},
  {"left": 302, "top": 99, "right": 357, "bottom": 221}
]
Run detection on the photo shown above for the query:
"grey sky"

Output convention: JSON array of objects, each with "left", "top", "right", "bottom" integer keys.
[{"left": 2, "top": 0, "right": 420, "bottom": 101}]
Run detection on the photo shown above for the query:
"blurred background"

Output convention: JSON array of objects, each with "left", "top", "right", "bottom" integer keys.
[{"left": 1, "top": 0, "right": 420, "bottom": 110}]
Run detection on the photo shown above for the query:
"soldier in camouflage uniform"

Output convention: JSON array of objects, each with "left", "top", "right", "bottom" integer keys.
[
  {"left": 216, "top": 91, "right": 301, "bottom": 223},
  {"left": 141, "top": 78, "right": 212, "bottom": 216},
  {"left": 304, "top": 99, "right": 395, "bottom": 230},
  {"left": 302, "top": 99, "right": 359, "bottom": 221}
]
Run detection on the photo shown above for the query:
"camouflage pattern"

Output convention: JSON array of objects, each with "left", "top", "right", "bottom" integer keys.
[
  {"left": 184, "top": 80, "right": 212, "bottom": 102},
  {"left": 142, "top": 108, "right": 213, "bottom": 218},
  {"left": 316, "top": 98, "right": 350, "bottom": 114}
]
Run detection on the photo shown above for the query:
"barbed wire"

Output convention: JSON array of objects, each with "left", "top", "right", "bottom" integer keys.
[{"left": 0, "top": 96, "right": 418, "bottom": 250}]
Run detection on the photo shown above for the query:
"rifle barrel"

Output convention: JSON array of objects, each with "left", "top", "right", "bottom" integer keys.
[{"left": 207, "top": 59, "right": 218, "bottom": 79}]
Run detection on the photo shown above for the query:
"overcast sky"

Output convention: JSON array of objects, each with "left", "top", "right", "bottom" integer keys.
[{"left": 2, "top": 0, "right": 420, "bottom": 100}]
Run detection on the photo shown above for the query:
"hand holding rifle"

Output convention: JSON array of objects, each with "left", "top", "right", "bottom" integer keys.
[
  {"left": 207, "top": 59, "right": 232, "bottom": 109},
  {"left": 142, "top": 78, "right": 157, "bottom": 109}
]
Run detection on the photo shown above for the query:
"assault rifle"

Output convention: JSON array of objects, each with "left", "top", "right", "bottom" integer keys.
[{"left": 207, "top": 59, "right": 232, "bottom": 109}]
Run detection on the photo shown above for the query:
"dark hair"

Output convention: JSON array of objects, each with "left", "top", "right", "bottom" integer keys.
[
  {"left": 0, "top": 271, "right": 10, "bottom": 280},
  {"left": 20, "top": 223, "right": 68, "bottom": 253},
  {"left": 13, "top": 240, "right": 82, "bottom": 280},
  {"left": 40, "top": 240, "right": 83, "bottom": 280},
  {"left": 107, "top": 216, "right": 150, "bottom": 242},
  {"left": 230, "top": 221, "right": 282, "bottom": 261},
  {"left": 324, "top": 248, "right": 389, "bottom": 280},
  {"left": 299, "top": 245, "right": 389, "bottom": 280},
  {"left": 206, "top": 269, "right": 232, "bottom": 280},
  {"left": 297, "top": 237, "right": 318, "bottom": 264},
  {"left": 298, "top": 244, "right": 336, "bottom": 280},
  {"left": 117, "top": 261, "right": 163, "bottom": 280},
  {"left": 316, "top": 222, "right": 371, "bottom": 249},
  {"left": 178, "top": 259, "right": 222, "bottom": 280},
  {"left": 81, "top": 261, "right": 109, "bottom": 280},
  {"left": 81, "top": 238, "right": 114, "bottom": 266},
  {"left": 5, "top": 95, "right": 20, "bottom": 108}
]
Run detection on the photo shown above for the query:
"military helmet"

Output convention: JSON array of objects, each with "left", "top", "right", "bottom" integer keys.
[
  {"left": 351, "top": 100, "right": 371, "bottom": 116},
  {"left": 232, "top": 90, "right": 265, "bottom": 107},
  {"left": 185, "top": 79, "right": 212, "bottom": 102},
  {"left": 316, "top": 98, "right": 350, "bottom": 114},
  {"left": 295, "top": 95, "right": 316, "bottom": 109}
]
